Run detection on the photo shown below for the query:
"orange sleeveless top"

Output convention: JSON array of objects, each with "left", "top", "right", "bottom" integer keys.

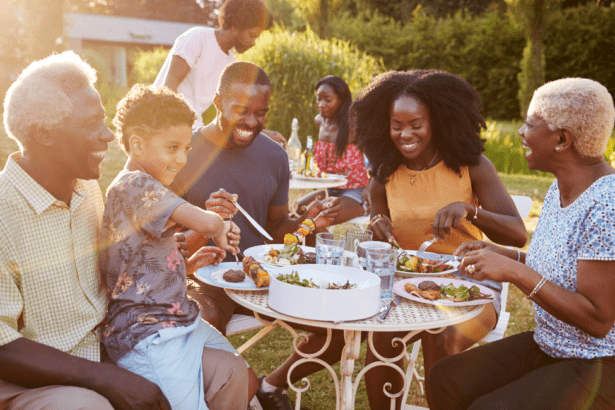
[{"left": 385, "top": 161, "right": 482, "bottom": 254}]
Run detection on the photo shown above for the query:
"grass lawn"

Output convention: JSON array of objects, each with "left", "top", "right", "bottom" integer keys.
[{"left": 0, "top": 131, "right": 555, "bottom": 409}]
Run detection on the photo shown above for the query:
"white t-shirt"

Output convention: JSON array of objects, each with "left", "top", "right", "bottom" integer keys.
[{"left": 154, "top": 27, "right": 235, "bottom": 128}]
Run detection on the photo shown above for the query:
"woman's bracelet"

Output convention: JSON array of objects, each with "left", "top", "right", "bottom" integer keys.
[
  {"left": 527, "top": 276, "right": 548, "bottom": 300},
  {"left": 517, "top": 249, "right": 521, "bottom": 262},
  {"left": 368, "top": 214, "right": 390, "bottom": 228},
  {"left": 473, "top": 205, "right": 479, "bottom": 219}
]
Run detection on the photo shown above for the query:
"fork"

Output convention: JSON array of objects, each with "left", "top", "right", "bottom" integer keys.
[
  {"left": 229, "top": 213, "right": 240, "bottom": 269},
  {"left": 418, "top": 238, "right": 436, "bottom": 253}
]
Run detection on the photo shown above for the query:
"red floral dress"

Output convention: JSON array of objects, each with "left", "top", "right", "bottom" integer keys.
[{"left": 313, "top": 141, "right": 369, "bottom": 189}]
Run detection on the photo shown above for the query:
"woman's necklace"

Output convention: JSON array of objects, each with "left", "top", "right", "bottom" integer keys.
[{"left": 404, "top": 151, "right": 439, "bottom": 185}]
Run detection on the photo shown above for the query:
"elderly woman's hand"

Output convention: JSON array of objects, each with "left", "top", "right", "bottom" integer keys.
[
  {"left": 458, "top": 246, "right": 516, "bottom": 283},
  {"left": 432, "top": 201, "right": 476, "bottom": 241},
  {"left": 306, "top": 197, "right": 341, "bottom": 228},
  {"left": 454, "top": 240, "right": 503, "bottom": 257}
]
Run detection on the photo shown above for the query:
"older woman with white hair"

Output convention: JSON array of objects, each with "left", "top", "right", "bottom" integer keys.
[{"left": 429, "top": 78, "right": 615, "bottom": 410}]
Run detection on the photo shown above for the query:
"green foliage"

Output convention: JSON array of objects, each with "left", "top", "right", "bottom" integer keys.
[
  {"left": 238, "top": 25, "right": 382, "bottom": 143},
  {"left": 505, "top": 0, "right": 552, "bottom": 117},
  {"left": 544, "top": 4, "right": 615, "bottom": 102},
  {"left": 78, "top": 48, "right": 128, "bottom": 126},
  {"left": 351, "top": 0, "right": 506, "bottom": 21},
  {"left": 482, "top": 120, "right": 615, "bottom": 176},
  {"left": 482, "top": 120, "right": 550, "bottom": 176},
  {"left": 14, "top": 0, "right": 65, "bottom": 62},
  {"left": 332, "top": 3, "right": 615, "bottom": 120},
  {"left": 131, "top": 47, "right": 168, "bottom": 84},
  {"left": 517, "top": 40, "right": 546, "bottom": 117},
  {"left": 331, "top": 8, "right": 525, "bottom": 120},
  {"left": 77, "top": 0, "right": 220, "bottom": 26}
]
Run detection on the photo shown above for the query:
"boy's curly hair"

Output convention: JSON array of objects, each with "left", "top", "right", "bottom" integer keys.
[
  {"left": 113, "top": 84, "right": 196, "bottom": 154},
  {"left": 351, "top": 70, "right": 486, "bottom": 184}
]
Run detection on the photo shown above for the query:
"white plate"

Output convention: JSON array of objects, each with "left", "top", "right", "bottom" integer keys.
[
  {"left": 244, "top": 244, "right": 355, "bottom": 267},
  {"left": 393, "top": 277, "right": 495, "bottom": 307},
  {"left": 244, "top": 244, "right": 314, "bottom": 267},
  {"left": 396, "top": 250, "right": 460, "bottom": 277},
  {"left": 195, "top": 262, "right": 269, "bottom": 291},
  {"left": 268, "top": 265, "right": 381, "bottom": 321},
  {"left": 293, "top": 173, "right": 345, "bottom": 182}
]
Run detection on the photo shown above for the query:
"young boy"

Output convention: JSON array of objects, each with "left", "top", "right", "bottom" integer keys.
[{"left": 100, "top": 84, "right": 249, "bottom": 409}]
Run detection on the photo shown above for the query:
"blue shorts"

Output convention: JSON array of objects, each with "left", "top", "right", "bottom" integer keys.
[
  {"left": 116, "top": 318, "right": 242, "bottom": 410},
  {"left": 327, "top": 187, "right": 364, "bottom": 206}
]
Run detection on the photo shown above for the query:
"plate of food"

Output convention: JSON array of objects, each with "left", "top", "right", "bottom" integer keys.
[
  {"left": 293, "top": 171, "right": 346, "bottom": 182},
  {"left": 194, "top": 261, "right": 271, "bottom": 290},
  {"left": 393, "top": 278, "right": 495, "bottom": 307},
  {"left": 244, "top": 244, "right": 317, "bottom": 267},
  {"left": 396, "top": 250, "right": 460, "bottom": 277}
]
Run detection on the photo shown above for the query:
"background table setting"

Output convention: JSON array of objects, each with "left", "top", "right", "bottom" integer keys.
[
  {"left": 194, "top": 229, "right": 494, "bottom": 409},
  {"left": 288, "top": 172, "right": 348, "bottom": 217}
]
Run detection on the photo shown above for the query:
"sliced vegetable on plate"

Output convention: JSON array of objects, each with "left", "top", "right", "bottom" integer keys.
[{"left": 397, "top": 251, "right": 454, "bottom": 274}]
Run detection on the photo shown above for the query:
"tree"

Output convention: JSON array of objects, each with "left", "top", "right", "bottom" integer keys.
[
  {"left": 14, "top": 0, "right": 66, "bottom": 62},
  {"left": 281, "top": 0, "right": 348, "bottom": 36},
  {"left": 505, "top": 0, "right": 560, "bottom": 117},
  {"left": 72, "top": 0, "right": 221, "bottom": 26},
  {"left": 350, "top": 0, "right": 506, "bottom": 21}
]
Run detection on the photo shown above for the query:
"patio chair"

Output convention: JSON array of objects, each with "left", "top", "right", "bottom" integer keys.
[
  {"left": 402, "top": 194, "right": 532, "bottom": 409},
  {"left": 227, "top": 314, "right": 279, "bottom": 354}
]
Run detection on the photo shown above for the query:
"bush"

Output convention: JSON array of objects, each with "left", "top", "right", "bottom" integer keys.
[
  {"left": 544, "top": 4, "right": 615, "bottom": 104},
  {"left": 331, "top": 8, "right": 525, "bottom": 120},
  {"left": 481, "top": 120, "right": 545, "bottom": 176},
  {"left": 483, "top": 120, "right": 615, "bottom": 176},
  {"left": 78, "top": 48, "right": 128, "bottom": 127},
  {"left": 238, "top": 25, "right": 382, "bottom": 143},
  {"left": 332, "top": 4, "right": 615, "bottom": 121},
  {"left": 131, "top": 47, "right": 168, "bottom": 84}
]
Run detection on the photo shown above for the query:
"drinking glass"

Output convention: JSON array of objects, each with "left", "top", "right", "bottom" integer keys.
[
  {"left": 315, "top": 233, "right": 346, "bottom": 265},
  {"left": 356, "top": 241, "right": 391, "bottom": 270},
  {"left": 345, "top": 229, "right": 373, "bottom": 252},
  {"left": 366, "top": 247, "right": 396, "bottom": 302}
]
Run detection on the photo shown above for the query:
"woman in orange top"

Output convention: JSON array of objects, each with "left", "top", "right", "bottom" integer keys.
[{"left": 351, "top": 70, "right": 527, "bottom": 409}]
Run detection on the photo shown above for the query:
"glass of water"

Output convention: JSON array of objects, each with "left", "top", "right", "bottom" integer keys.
[
  {"left": 356, "top": 241, "right": 391, "bottom": 270},
  {"left": 345, "top": 229, "right": 373, "bottom": 253},
  {"left": 366, "top": 247, "right": 396, "bottom": 302},
  {"left": 315, "top": 233, "right": 346, "bottom": 265}
]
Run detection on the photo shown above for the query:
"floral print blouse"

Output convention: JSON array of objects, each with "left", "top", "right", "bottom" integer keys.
[
  {"left": 100, "top": 170, "right": 199, "bottom": 362},
  {"left": 527, "top": 175, "right": 615, "bottom": 359},
  {"left": 313, "top": 141, "right": 369, "bottom": 189}
]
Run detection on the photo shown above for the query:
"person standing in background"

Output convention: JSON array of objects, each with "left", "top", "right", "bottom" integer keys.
[{"left": 155, "top": 0, "right": 286, "bottom": 148}]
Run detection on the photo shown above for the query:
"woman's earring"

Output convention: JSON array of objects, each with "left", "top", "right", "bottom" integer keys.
[{"left": 555, "top": 147, "right": 561, "bottom": 152}]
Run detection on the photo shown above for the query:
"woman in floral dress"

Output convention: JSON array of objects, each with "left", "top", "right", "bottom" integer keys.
[{"left": 297, "top": 75, "right": 369, "bottom": 225}]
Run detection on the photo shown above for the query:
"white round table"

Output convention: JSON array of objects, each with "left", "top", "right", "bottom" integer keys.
[{"left": 226, "top": 276, "right": 483, "bottom": 409}]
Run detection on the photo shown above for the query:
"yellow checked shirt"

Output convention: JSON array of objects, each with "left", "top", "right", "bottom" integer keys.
[{"left": 0, "top": 153, "right": 106, "bottom": 361}]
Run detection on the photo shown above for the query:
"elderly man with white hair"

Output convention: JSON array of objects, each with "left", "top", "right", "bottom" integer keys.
[
  {"left": 0, "top": 51, "right": 172, "bottom": 409},
  {"left": 428, "top": 77, "right": 615, "bottom": 410}
]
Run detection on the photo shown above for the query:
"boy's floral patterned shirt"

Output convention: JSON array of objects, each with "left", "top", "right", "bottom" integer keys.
[{"left": 100, "top": 170, "right": 199, "bottom": 362}]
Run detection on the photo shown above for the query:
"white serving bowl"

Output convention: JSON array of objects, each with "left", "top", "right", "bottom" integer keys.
[{"left": 268, "top": 264, "right": 381, "bottom": 321}]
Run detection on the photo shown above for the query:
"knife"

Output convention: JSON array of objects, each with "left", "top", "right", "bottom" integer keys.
[
  {"left": 414, "top": 250, "right": 462, "bottom": 263},
  {"left": 378, "top": 295, "right": 402, "bottom": 322},
  {"left": 234, "top": 202, "right": 273, "bottom": 241}
]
